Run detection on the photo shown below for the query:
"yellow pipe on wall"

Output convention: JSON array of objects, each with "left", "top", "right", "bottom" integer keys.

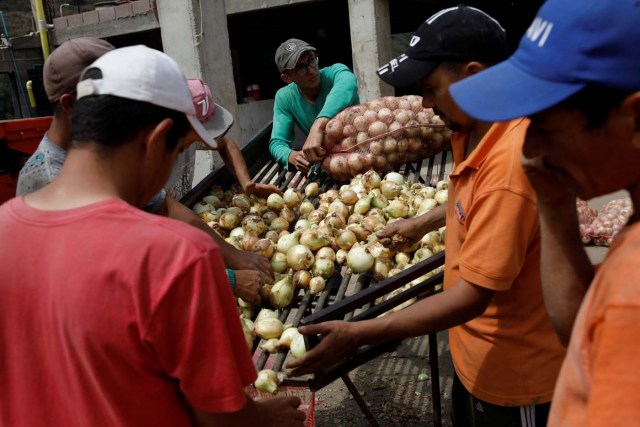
[
  {"left": 26, "top": 81, "right": 37, "bottom": 108},
  {"left": 34, "top": 0, "right": 50, "bottom": 60}
]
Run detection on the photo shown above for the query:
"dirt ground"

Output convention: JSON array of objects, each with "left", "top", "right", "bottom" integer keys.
[{"left": 313, "top": 333, "right": 454, "bottom": 427}]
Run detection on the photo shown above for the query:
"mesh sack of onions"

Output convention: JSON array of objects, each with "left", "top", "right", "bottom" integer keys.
[
  {"left": 576, "top": 198, "right": 598, "bottom": 244},
  {"left": 320, "top": 95, "right": 452, "bottom": 181},
  {"left": 584, "top": 198, "right": 633, "bottom": 246}
]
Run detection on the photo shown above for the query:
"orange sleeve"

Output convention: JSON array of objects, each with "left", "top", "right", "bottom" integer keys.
[
  {"left": 458, "top": 188, "right": 538, "bottom": 291},
  {"left": 587, "top": 305, "right": 640, "bottom": 426}
]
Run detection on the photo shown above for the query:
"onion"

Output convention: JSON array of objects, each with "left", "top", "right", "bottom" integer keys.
[
  {"left": 307, "top": 210, "right": 325, "bottom": 225},
  {"left": 377, "top": 107, "right": 394, "bottom": 125},
  {"left": 384, "top": 172, "right": 405, "bottom": 186},
  {"left": 286, "top": 245, "right": 315, "bottom": 270},
  {"left": 362, "top": 152, "right": 375, "bottom": 170},
  {"left": 270, "top": 272, "right": 295, "bottom": 309},
  {"left": 283, "top": 188, "right": 302, "bottom": 208},
  {"left": 436, "top": 179, "right": 449, "bottom": 191},
  {"left": 395, "top": 109, "right": 410, "bottom": 125},
  {"left": 309, "top": 277, "right": 326, "bottom": 295},
  {"left": 336, "top": 229, "right": 357, "bottom": 250},
  {"left": 219, "top": 211, "right": 241, "bottom": 230},
  {"left": 383, "top": 96, "right": 399, "bottom": 110},
  {"left": 342, "top": 125, "right": 356, "bottom": 138},
  {"left": 294, "top": 219, "right": 310, "bottom": 231},
  {"left": 293, "top": 270, "right": 312, "bottom": 289},
  {"left": 396, "top": 138, "right": 409, "bottom": 152},
  {"left": 254, "top": 317, "right": 285, "bottom": 340},
  {"left": 280, "top": 206, "right": 296, "bottom": 224},
  {"left": 368, "top": 139, "right": 384, "bottom": 156},
  {"left": 363, "top": 109, "right": 378, "bottom": 124},
  {"left": 411, "top": 99, "right": 424, "bottom": 112},
  {"left": 348, "top": 224, "right": 371, "bottom": 241},
  {"left": 229, "top": 227, "right": 245, "bottom": 238},
  {"left": 336, "top": 249, "right": 348, "bottom": 265},
  {"left": 383, "top": 137, "right": 398, "bottom": 154},
  {"left": 329, "top": 199, "right": 349, "bottom": 219},
  {"left": 242, "top": 215, "right": 268, "bottom": 236},
  {"left": 356, "top": 131, "right": 369, "bottom": 144},
  {"left": 277, "top": 231, "right": 299, "bottom": 254},
  {"left": 388, "top": 121, "right": 403, "bottom": 134},
  {"left": 412, "top": 247, "right": 434, "bottom": 264},
  {"left": 373, "top": 258, "right": 393, "bottom": 281},
  {"left": 368, "top": 99, "right": 386, "bottom": 112},
  {"left": 304, "top": 182, "right": 319, "bottom": 198},
  {"left": 363, "top": 170, "right": 381, "bottom": 189},
  {"left": 232, "top": 194, "right": 252, "bottom": 212},
  {"left": 320, "top": 189, "right": 340, "bottom": 203},
  {"left": 254, "top": 369, "right": 279, "bottom": 394},
  {"left": 270, "top": 252, "right": 289, "bottom": 273},
  {"left": 380, "top": 181, "right": 401, "bottom": 199},
  {"left": 353, "top": 196, "right": 372, "bottom": 215},
  {"left": 299, "top": 229, "right": 330, "bottom": 251},
  {"left": 368, "top": 121, "right": 388, "bottom": 138},
  {"left": 278, "top": 327, "right": 301, "bottom": 348},
  {"left": 193, "top": 202, "right": 213, "bottom": 215},
  {"left": 395, "top": 252, "right": 411, "bottom": 266},
  {"left": 373, "top": 156, "right": 387, "bottom": 170},
  {"left": 315, "top": 247, "right": 336, "bottom": 262},
  {"left": 269, "top": 217, "right": 289, "bottom": 232},
  {"left": 312, "top": 258, "right": 335, "bottom": 279},
  {"left": 225, "top": 236, "right": 243, "bottom": 250},
  {"left": 267, "top": 193, "right": 285, "bottom": 211},
  {"left": 240, "top": 235, "right": 259, "bottom": 252},
  {"left": 408, "top": 138, "right": 422, "bottom": 154},
  {"left": 324, "top": 212, "right": 346, "bottom": 229},
  {"left": 298, "top": 200, "right": 315, "bottom": 217},
  {"left": 346, "top": 245, "right": 375, "bottom": 273},
  {"left": 435, "top": 189, "right": 448, "bottom": 205},
  {"left": 353, "top": 115, "right": 369, "bottom": 132},
  {"left": 325, "top": 119, "right": 343, "bottom": 141},
  {"left": 260, "top": 338, "right": 282, "bottom": 354},
  {"left": 340, "top": 189, "right": 358, "bottom": 206},
  {"left": 347, "top": 213, "right": 364, "bottom": 225},
  {"left": 328, "top": 156, "right": 349, "bottom": 180},
  {"left": 252, "top": 238, "right": 275, "bottom": 259},
  {"left": 262, "top": 211, "right": 278, "bottom": 225}
]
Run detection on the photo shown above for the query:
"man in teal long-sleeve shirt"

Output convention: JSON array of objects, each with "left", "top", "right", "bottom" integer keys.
[{"left": 270, "top": 38, "right": 360, "bottom": 173}]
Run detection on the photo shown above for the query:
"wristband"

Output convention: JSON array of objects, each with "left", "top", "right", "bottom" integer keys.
[{"left": 226, "top": 268, "right": 236, "bottom": 290}]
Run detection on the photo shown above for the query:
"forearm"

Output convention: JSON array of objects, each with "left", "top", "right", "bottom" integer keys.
[
  {"left": 218, "top": 138, "right": 252, "bottom": 190},
  {"left": 415, "top": 205, "right": 447, "bottom": 234},
  {"left": 269, "top": 139, "right": 293, "bottom": 169},
  {"left": 353, "top": 279, "right": 491, "bottom": 346},
  {"left": 537, "top": 199, "right": 594, "bottom": 346}
]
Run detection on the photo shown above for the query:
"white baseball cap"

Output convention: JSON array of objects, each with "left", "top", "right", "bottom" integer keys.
[{"left": 76, "top": 45, "right": 217, "bottom": 149}]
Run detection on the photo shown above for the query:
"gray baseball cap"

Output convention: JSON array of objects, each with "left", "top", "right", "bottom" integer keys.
[{"left": 275, "top": 38, "right": 316, "bottom": 72}]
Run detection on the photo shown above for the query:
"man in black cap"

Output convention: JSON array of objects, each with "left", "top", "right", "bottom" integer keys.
[
  {"left": 287, "top": 6, "right": 564, "bottom": 426},
  {"left": 269, "top": 38, "right": 360, "bottom": 173}
]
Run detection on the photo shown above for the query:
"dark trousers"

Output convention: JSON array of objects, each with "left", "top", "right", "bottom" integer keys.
[{"left": 451, "top": 373, "right": 550, "bottom": 427}]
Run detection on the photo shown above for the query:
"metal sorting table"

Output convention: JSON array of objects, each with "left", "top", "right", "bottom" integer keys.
[{"left": 181, "top": 124, "right": 453, "bottom": 427}]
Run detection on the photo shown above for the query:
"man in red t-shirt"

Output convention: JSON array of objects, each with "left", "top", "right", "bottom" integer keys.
[{"left": 0, "top": 46, "right": 305, "bottom": 426}]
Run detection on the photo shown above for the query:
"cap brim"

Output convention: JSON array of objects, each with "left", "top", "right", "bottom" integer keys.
[
  {"left": 449, "top": 60, "right": 585, "bottom": 122},
  {"left": 377, "top": 55, "right": 438, "bottom": 88},
  {"left": 186, "top": 103, "right": 234, "bottom": 149}
]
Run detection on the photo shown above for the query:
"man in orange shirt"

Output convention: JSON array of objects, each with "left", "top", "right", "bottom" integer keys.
[
  {"left": 449, "top": 0, "right": 640, "bottom": 425},
  {"left": 286, "top": 6, "right": 565, "bottom": 426}
]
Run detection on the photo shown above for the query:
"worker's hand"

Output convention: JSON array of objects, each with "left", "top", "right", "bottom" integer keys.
[
  {"left": 376, "top": 217, "right": 425, "bottom": 252},
  {"left": 302, "top": 129, "right": 327, "bottom": 163},
  {"left": 285, "top": 321, "right": 359, "bottom": 377},
  {"left": 224, "top": 247, "right": 274, "bottom": 283},
  {"left": 257, "top": 396, "right": 306, "bottom": 427},
  {"left": 521, "top": 156, "right": 576, "bottom": 206},
  {"left": 244, "top": 180, "right": 283, "bottom": 198},
  {"left": 233, "top": 269, "right": 270, "bottom": 303},
  {"left": 288, "top": 150, "right": 311, "bottom": 175}
]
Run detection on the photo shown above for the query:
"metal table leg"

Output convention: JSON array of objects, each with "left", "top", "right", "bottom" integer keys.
[
  {"left": 429, "top": 332, "right": 442, "bottom": 427},
  {"left": 341, "top": 373, "right": 381, "bottom": 427}
]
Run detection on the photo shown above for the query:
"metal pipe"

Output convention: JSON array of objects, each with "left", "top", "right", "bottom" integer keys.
[
  {"left": 26, "top": 81, "right": 37, "bottom": 108},
  {"left": 34, "top": 0, "right": 50, "bottom": 60}
]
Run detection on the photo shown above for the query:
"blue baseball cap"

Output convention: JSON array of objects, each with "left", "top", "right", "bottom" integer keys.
[{"left": 450, "top": 0, "right": 640, "bottom": 122}]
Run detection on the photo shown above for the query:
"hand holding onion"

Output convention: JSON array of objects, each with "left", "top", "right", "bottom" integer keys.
[
  {"left": 376, "top": 217, "right": 426, "bottom": 252},
  {"left": 244, "top": 180, "right": 283, "bottom": 198},
  {"left": 232, "top": 269, "right": 266, "bottom": 303},
  {"left": 303, "top": 118, "right": 330, "bottom": 162},
  {"left": 285, "top": 320, "right": 360, "bottom": 377},
  {"left": 223, "top": 246, "right": 274, "bottom": 282},
  {"left": 288, "top": 150, "right": 311, "bottom": 175}
]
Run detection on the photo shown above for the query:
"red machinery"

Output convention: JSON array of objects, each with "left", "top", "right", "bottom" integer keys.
[{"left": 0, "top": 116, "right": 52, "bottom": 204}]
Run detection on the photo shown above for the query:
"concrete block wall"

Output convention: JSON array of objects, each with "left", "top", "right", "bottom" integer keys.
[{"left": 53, "top": 0, "right": 153, "bottom": 30}]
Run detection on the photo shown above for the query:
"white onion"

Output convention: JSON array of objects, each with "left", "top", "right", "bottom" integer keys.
[
  {"left": 309, "top": 277, "right": 326, "bottom": 295},
  {"left": 312, "top": 258, "right": 335, "bottom": 279},
  {"left": 336, "top": 249, "right": 348, "bottom": 265},
  {"left": 435, "top": 189, "right": 448, "bottom": 205},
  {"left": 293, "top": 270, "right": 312, "bottom": 289},
  {"left": 368, "top": 121, "right": 388, "bottom": 138},
  {"left": 283, "top": 189, "right": 302, "bottom": 209},
  {"left": 269, "top": 217, "right": 289, "bottom": 231},
  {"left": 270, "top": 252, "right": 289, "bottom": 273},
  {"left": 336, "top": 229, "right": 357, "bottom": 251},
  {"left": 298, "top": 200, "right": 315, "bottom": 217},
  {"left": 276, "top": 231, "right": 299, "bottom": 254},
  {"left": 315, "top": 247, "right": 336, "bottom": 262},
  {"left": 286, "top": 244, "right": 315, "bottom": 270},
  {"left": 346, "top": 245, "right": 375, "bottom": 273},
  {"left": 384, "top": 172, "right": 405, "bottom": 186},
  {"left": 383, "top": 137, "right": 397, "bottom": 154},
  {"left": 305, "top": 182, "right": 319, "bottom": 198}
]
